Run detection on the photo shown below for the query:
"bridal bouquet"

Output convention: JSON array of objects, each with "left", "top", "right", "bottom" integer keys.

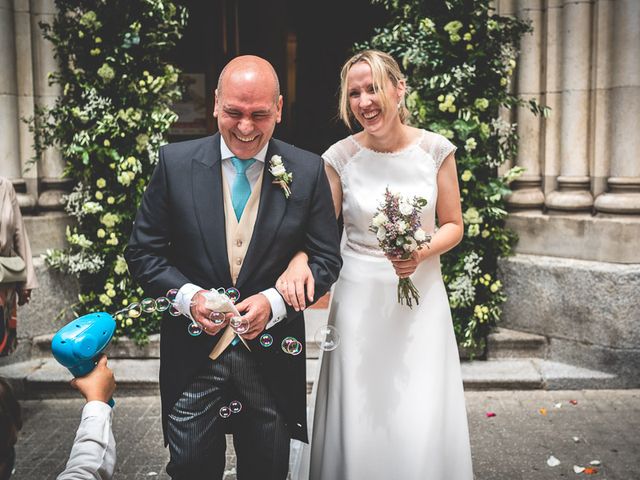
[{"left": 369, "top": 187, "right": 430, "bottom": 308}]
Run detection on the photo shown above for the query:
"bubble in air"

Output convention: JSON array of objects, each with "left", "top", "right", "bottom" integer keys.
[
  {"left": 229, "top": 400, "right": 242, "bottom": 414},
  {"left": 225, "top": 287, "right": 240, "bottom": 303},
  {"left": 314, "top": 325, "right": 340, "bottom": 351},
  {"left": 127, "top": 303, "right": 142, "bottom": 318},
  {"left": 187, "top": 323, "right": 202, "bottom": 336},
  {"left": 219, "top": 406, "right": 231, "bottom": 418},
  {"left": 141, "top": 298, "right": 156, "bottom": 314},
  {"left": 155, "top": 297, "right": 171, "bottom": 312},
  {"left": 259, "top": 333, "right": 273, "bottom": 348}
]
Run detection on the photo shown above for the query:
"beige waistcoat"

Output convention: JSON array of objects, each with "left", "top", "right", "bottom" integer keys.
[{"left": 209, "top": 168, "right": 263, "bottom": 360}]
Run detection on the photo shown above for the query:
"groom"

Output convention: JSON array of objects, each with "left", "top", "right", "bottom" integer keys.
[{"left": 125, "top": 56, "right": 342, "bottom": 479}]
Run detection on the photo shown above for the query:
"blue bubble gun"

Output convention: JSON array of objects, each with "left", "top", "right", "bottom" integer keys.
[{"left": 51, "top": 312, "right": 116, "bottom": 407}]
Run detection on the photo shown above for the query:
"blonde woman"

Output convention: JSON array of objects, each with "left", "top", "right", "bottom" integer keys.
[{"left": 281, "top": 50, "right": 473, "bottom": 479}]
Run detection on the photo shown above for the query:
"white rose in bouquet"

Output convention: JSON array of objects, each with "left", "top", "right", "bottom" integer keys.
[
  {"left": 399, "top": 201, "right": 413, "bottom": 215},
  {"left": 396, "top": 220, "right": 408, "bottom": 234},
  {"left": 415, "top": 229, "right": 427, "bottom": 242},
  {"left": 403, "top": 237, "right": 418, "bottom": 252},
  {"left": 372, "top": 212, "right": 388, "bottom": 227},
  {"left": 376, "top": 225, "right": 387, "bottom": 241}
]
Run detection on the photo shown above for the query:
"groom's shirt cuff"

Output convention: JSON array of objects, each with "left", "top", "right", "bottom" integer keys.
[
  {"left": 176, "top": 283, "right": 202, "bottom": 321},
  {"left": 262, "top": 288, "right": 287, "bottom": 329}
]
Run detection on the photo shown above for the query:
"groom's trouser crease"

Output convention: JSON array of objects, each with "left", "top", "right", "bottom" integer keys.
[{"left": 166, "top": 346, "right": 290, "bottom": 479}]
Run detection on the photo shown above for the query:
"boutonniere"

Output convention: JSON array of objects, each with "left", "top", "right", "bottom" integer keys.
[{"left": 269, "top": 155, "right": 292, "bottom": 198}]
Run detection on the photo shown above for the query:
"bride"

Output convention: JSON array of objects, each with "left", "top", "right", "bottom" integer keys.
[{"left": 278, "top": 50, "right": 473, "bottom": 480}]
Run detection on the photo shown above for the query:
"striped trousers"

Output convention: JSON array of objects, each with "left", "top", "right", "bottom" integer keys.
[{"left": 166, "top": 345, "right": 290, "bottom": 479}]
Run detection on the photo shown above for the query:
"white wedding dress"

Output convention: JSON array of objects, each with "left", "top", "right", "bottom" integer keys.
[{"left": 291, "top": 130, "right": 473, "bottom": 480}]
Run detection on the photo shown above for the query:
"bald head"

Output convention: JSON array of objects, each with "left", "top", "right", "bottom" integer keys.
[
  {"left": 213, "top": 55, "right": 284, "bottom": 159},
  {"left": 217, "top": 55, "right": 280, "bottom": 102}
]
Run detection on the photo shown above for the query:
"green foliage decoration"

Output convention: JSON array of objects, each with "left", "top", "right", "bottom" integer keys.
[
  {"left": 32, "top": 0, "right": 187, "bottom": 344},
  {"left": 360, "top": 0, "right": 548, "bottom": 351}
]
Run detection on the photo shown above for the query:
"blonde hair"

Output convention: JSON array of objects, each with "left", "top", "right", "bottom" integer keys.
[{"left": 338, "top": 50, "right": 409, "bottom": 130}]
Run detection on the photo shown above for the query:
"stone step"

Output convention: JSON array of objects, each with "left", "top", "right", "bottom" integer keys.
[
  {"left": 486, "top": 327, "right": 548, "bottom": 359},
  {"left": 305, "top": 356, "right": 620, "bottom": 393},
  {"left": 1, "top": 355, "right": 619, "bottom": 400}
]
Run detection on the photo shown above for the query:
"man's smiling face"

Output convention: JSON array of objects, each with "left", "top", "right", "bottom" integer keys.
[{"left": 214, "top": 61, "right": 282, "bottom": 160}]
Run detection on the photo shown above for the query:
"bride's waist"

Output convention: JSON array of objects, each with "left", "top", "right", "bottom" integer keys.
[{"left": 343, "top": 239, "right": 385, "bottom": 258}]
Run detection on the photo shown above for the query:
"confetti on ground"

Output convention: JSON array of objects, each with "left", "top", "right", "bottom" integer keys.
[
  {"left": 539, "top": 407, "right": 548, "bottom": 416},
  {"left": 572, "top": 436, "right": 580, "bottom": 443},
  {"left": 486, "top": 411, "right": 496, "bottom": 418},
  {"left": 147, "top": 473, "right": 158, "bottom": 477},
  {"left": 574, "top": 465, "right": 585, "bottom": 473},
  {"left": 570, "top": 399, "right": 578, "bottom": 405},
  {"left": 590, "top": 460, "right": 601, "bottom": 466},
  {"left": 554, "top": 402, "right": 562, "bottom": 408},
  {"left": 584, "top": 467, "right": 598, "bottom": 474},
  {"left": 547, "top": 455, "right": 561, "bottom": 467}
]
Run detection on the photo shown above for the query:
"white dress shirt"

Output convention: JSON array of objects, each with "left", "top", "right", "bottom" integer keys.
[
  {"left": 176, "top": 137, "right": 287, "bottom": 329},
  {"left": 57, "top": 401, "right": 115, "bottom": 480}
]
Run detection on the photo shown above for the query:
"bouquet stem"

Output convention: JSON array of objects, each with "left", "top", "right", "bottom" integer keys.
[{"left": 397, "top": 277, "right": 420, "bottom": 308}]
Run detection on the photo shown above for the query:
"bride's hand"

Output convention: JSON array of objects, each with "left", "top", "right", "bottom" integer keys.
[
  {"left": 276, "top": 251, "right": 314, "bottom": 312},
  {"left": 387, "top": 250, "right": 424, "bottom": 278}
]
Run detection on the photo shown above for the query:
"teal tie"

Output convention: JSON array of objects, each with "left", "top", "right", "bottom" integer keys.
[{"left": 230, "top": 157, "right": 256, "bottom": 221}]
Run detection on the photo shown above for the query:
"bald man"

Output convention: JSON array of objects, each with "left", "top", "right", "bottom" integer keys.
[{"left": 126, "top": 56, "right": 342, "bottom": 479}]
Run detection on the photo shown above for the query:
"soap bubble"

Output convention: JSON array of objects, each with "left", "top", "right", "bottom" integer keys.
[
  {"left": 226, "top": 287, "right": 240, "bottom": 303},
  {"left": 127, "top": 303, "right": 142, "bottom": 318},
  {"left": 216, "top": 287, "right": 226, "bottom": 295},
  {"left": 314, "top": 325, "right": 340, "bottom": 351},
  {"left": 166, "top": 288, "right": 179, "bottom": 302},
  {"left": 187, "top": 323, "right": 202, "bottom": 336},
  {"left": 281, "top": 337, "right": 302, "bottom": 356},
  {"left": 141, "top": 298, "right": 156, "bottom": 314},
  {"left": 229, "top": 400, "right": 242, "bottom": 414},
  {"left": 230, "top": 316, "right": 249, "bottom": 334},
  {"left": 259, "top": 333, "right": 273, "bottom": 348},
  {"left": 208, "top": 311, "right": 226, "bottom": 325},
  {"left": 155, "top": 297, "right": 171, "bottom": 311},
  {"left": 219, "top": 406, "right": 231, "bottom": 418},
  {"left": 169, "top": 305, "right": 182, "bottom": 317}
]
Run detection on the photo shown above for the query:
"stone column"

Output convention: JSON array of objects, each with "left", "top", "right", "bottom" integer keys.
[
  {"left": 594, "top": 0, "right": 640, "bottom": 214},
  {"left": 545, "top": 0, "right": 594, "bottom": 212},
  {"left": 507, "top": 0, "right": 545, "bottom": 209},
  {"left": 14, "top": 0, "right": 37, "bottom": 211},
  {"left": 495, "top": 0, "right": 517, "bottom": 176},
  {"left": 0, "top": 0, "right": 28, "bottom": 202},
  {"left": 591, "top": 0, "right": 613, "bottom": 200},
  {"left": 542, "top": 0, "right": 563, "bottom": 196},
  {"left": 31, "top": 0, "right": 69, "bottom": 211}
]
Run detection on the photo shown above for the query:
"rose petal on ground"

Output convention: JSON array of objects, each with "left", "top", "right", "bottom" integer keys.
[
  {"left": 486, "top": 411, "right": 496, "bottom": 418},
  {"left": 572, "top": 436, "right": 580, "bottom": 443},
  {"left": 147, "top": 473, "right": 158, "bottom": 477},
  {"left": 584, "top": 467, "right": 598, "bottom": 474},
  {"left": 539, "top": 408, "right": 548, "bottom": 416},
  {"left": 554, "top": 402, "right": 562, "bottom": 408},
  {"left": 574, "top": 465, "right": 585, "bottom": 473},
  {"left": 569, "top": 399, "right": 578, "bottom": 405},
  {"left": 589, "top": 460, "right": 601, "bottom": 466},
  {"left": 547, "top": 455, "right": 561, "bottom": 467}
]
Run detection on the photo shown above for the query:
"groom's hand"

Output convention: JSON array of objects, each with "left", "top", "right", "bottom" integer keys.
[
  {"left": 235, "top": 293, "right": 271, "bottom": 340},
  {"left": 190, "top": 290, "right": 230, "bottom": 336}
]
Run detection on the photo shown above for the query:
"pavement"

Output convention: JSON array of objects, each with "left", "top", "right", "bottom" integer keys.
[{"left": 11, "top": 389, "right": 640, "bottom": 480}]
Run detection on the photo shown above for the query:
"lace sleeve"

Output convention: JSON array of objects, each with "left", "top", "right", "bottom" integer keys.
[
  {"left": 420, "top": 131, "right": 457, "bottom": 172},
  {"left": 322, "top": 138, "right": 358, "bottom": 177}
]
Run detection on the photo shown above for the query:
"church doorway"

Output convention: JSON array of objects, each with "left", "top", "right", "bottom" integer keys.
[{"left": 168, "top": 0, "right": 388, "bottom": 155}]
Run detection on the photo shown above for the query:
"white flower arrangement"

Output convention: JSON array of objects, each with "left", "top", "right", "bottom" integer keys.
[{"left": 269, "top": 155, "right": 292, "bottom": 198}]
